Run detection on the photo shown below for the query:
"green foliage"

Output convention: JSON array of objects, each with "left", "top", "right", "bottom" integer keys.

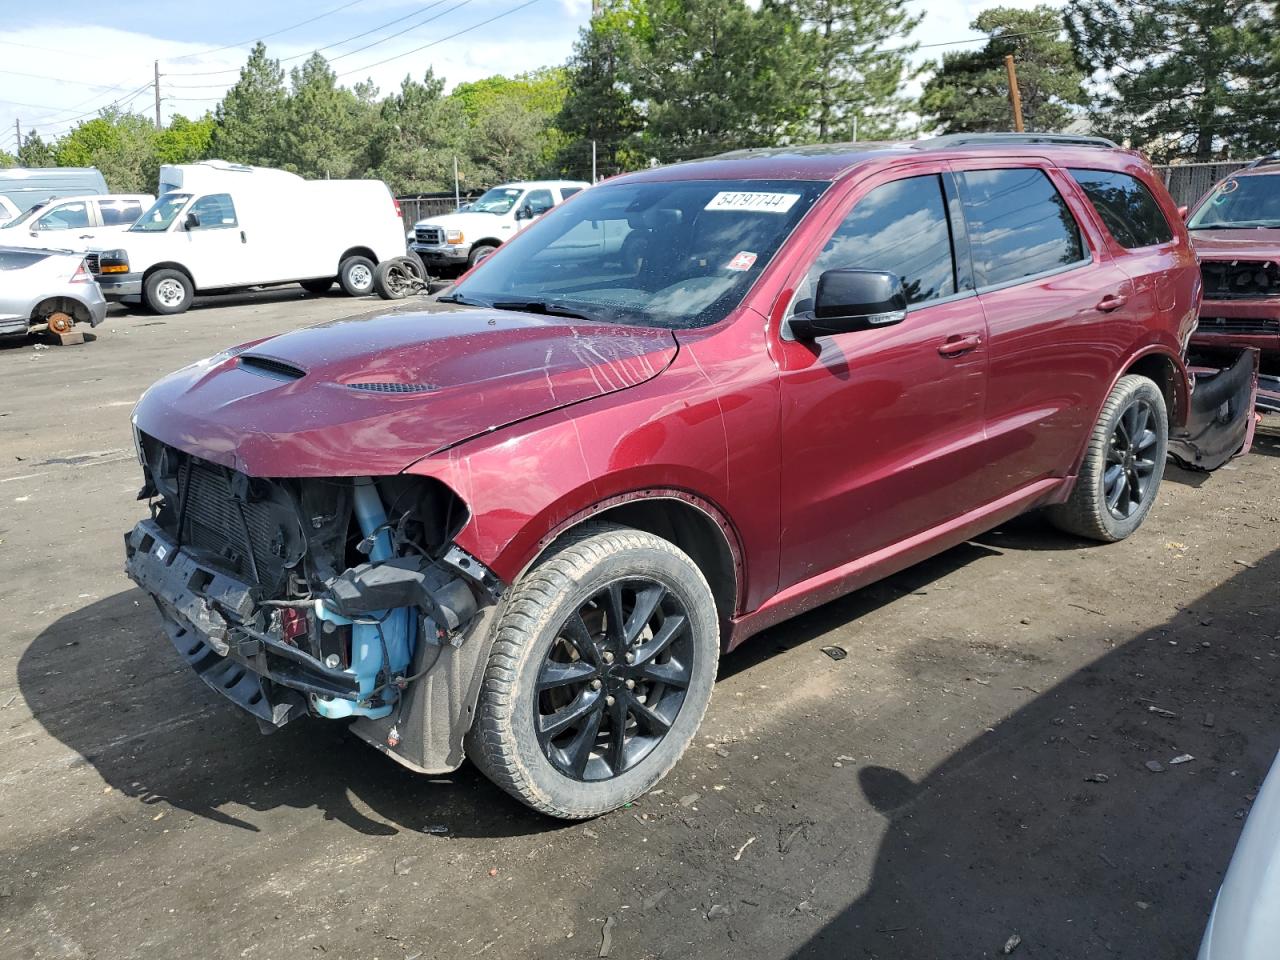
[
  {"left": 922, "top": 6, "right": 1086, "bottom": 135},
  {"left": 1066, "top": 0, "right": 1280, "bottom": 160},
  {"left": 17, "top": 132, "right": 56, "bottom": 168},
  {"left": 0, "top": 150, "right": 15, "bottom": 169},
  {"left": 278, "top": 53, "right": 371, "bottom": 179},
  {"left": 790, "top": 0, "right": 922, "bottom": 141},
  {"left": 209, "top": 42, "right": 287, "bottom": 166},
  {"left": 367, "top": 71, "right": 469, "bottom": 193},
  {"left": 53, "top": 109, "right": 157, "bottom": 192},
  {"left": 451, "top": 69, "right": 568, "bottom": 182}
]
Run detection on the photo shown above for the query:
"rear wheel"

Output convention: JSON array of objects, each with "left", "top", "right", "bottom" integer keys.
[
  {"left": 143, "top": 269, "right": 194, "bottom": 315},
  {"left": 468, "top": 523, "right": 718, "bottom": 819},
  {"left": 1047, "top": 375, "right": 1168, "bottom": 542},
  {"left": 300, "top": 277, "right": 334, "bottom": 295},
  {"left": 372, "top": 256, "right": 426, "bottom": 300},
  {"left": 338, "top": 256, "right": 375, "bottom": 297}
]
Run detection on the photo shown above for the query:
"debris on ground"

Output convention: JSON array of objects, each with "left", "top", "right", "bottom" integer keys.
[
  {"left": 641, "top": 888, "right": 669, "bottom": 912},
  {"left": 1084, "top": 773, "right": 1110, "bottom": 783},
  {"left": 1147, "top": 706, "right": 1178, "bottom": 718},
  {"left": 679, "top": 793, "right": 699, "bottom": 807},
  {"left": 598, "top": 915, "right": 616, "bottom": 958},
  {"left": 732, "top": 836, "right": 756, "bottom": 861},
  {"left": 1204, "top": 712, "right": 1216, "bottom": 728},
  {"left": 821, "top": 645, "right": 848, "bottom": 661},
  {"left": 707, "top": 904, "right": 735, "bottom": 920},
  {"left": 422, "top": 824, "right": 449, "bottom": 835},
  {"left": 1002, "top": 933, "right": 1023, "bottom": 954},
  {"left": 1170, "top": 754, "right": 1195, "bottom": 765},
  {"left": 393, "top": 856, "right": 422, "bottom": 876},
  {"left": 1145, "top": 760, "right": 1166, "bottom": 773},
  {"left": 583, "top": 828, "right": 599, "bottom": 840},
  {"left": 488, "top": 868, "right": 499, "bottom": 877}
]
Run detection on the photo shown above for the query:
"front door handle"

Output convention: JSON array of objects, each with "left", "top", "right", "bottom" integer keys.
[
  {"left": 1096, "top": 293, "right": 1128, "bottom": 312},
  {"left": 240, "top": 230, "right": 247, "bottom": 244},
  {"left": 938, "top": 332, "right": 983, "bottom": 357}
]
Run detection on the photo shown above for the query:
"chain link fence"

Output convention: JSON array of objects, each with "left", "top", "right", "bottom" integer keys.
[
  {"left": 396, "top": 193, "right": 481, "bottom": 230},
  {"left": 1152, "top": 162, "right": 1250, "bottom": 207}
]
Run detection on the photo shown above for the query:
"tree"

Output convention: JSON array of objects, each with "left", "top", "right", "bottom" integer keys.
[
  {"left": 210, "top": 42, "right": 287, "bottom": 166},
  {"left": 17, "top": 132, "right": 56, "bottom": 167},
  {"left": 54, "top": 109, "right": 157, "bottom": 192},
  {"left": 278, "top": 53, "right": 366, "bottom": 178},
  {"left": 1066, "top": 0, "right": 1280, "bottom": 161},
  {"left": 0, "top": 150, "right": 15, "bottom": 169},
  {"left": 790, "top": 0, "right": 922, "bottom": 141},
  {"left": 367, "top": 70, "right": 469, "bottom": 193},
  {"left": 921, "top": 6, "right": 1086, "bottom": 134},
  {"left": 452, "top": 69, "right": 568, "bottom": 182}
]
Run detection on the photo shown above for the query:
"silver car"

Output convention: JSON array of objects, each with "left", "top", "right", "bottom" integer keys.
[{"left": 0, "top": 245, "right": 107, "bottom": 338}]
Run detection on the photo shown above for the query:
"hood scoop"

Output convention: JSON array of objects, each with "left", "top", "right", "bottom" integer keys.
[
  {"left": 347, "top": 381, "right": 437, "bottom": 394},
  {"left": 239, "top": 355, "right": 306, "bottom": 381}
]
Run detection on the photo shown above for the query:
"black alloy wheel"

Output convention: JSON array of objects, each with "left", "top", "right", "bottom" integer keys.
[
  {"left": 534, "top": 578, "right": 693, "bottom": 782},
  {"left": 1104, "top": 396, "right": 1160, "bottom": 520}
]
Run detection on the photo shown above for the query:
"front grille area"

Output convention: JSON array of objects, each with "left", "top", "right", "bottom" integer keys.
[
  {"left": 1197, "top": 316, "right": 1280, "bottom": 336},
  {"left": 415, "top": 226, "right": 444, "bottom": 245},
  {"left": 83, "top": 253, "right": 100, "bottom": 274},
  {"left": 1201, "top": 259, "right": 1280, "bottom": 299},
  {"left": 180, "top": 460, "right": 290, "bottom": 593}
]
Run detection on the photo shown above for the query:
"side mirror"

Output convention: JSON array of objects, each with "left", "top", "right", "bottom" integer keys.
[
  {"left": 184, "top": 212, "right": 201, "bottom": 230},
  {"left": 1177, "top": 205, "right": 1189, "bottom": 221},
  {"left": 515, "top": 205, "right": 533, "bottom": 221},
  {"left": 790, "top": 269, "right": 908, "bottom": 340}
]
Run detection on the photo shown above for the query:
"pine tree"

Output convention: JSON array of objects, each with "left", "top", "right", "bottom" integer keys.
[
  {"left": 279, "top": 53, "right": 362, "bottom": 179},
  {"left": 921, "top": 6, "right": 1086, "bottom": 134},
  {"left": 16, "top": 132, "right": 56, "bottom": 167},
  {"left": 790, "top": 0, "right": 922, "bottom": 141},
  {"left": 1066, "top": 0, "right": 1280, "bottom": 160},
  {"left": 209, "top": 42, "right": 287, "bottom": 166}
]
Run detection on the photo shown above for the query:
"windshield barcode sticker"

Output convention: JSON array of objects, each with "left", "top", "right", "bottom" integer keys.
[{"left": 705, "top": 192, "right": 801, "bottom": 214}]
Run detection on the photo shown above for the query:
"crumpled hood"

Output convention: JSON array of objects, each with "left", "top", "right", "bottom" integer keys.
[
  {"left": 1190, "top": 228, "right": 1280, "bottom": 260},
  {"left": 133, "top": 308, "right": 677, "bottom": 476}
]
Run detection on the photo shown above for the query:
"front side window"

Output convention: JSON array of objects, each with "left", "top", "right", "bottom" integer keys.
[
  {"left": 959, "top": 168, "right": 1087, "bottom": 288},
  {"left": 470, "top": 187, "right": 525, "bottom": 215},
  {"left": 451, "top": 178, "right": 828, "bottom": 329},
  {"left": 187, "top": 194, "right": 238, "bottom": 229},
  {"left": 560, "top": 186, "right": 583, "bottom": 200},
  {"left": 100, "top": 200, "right": 144, "bottom": 227},
  {"left": 1069, "top": 168, "right": 1173, "bottom": 248},
  {"left": 131, "top": 194, "right": 191, "bottom": 232},
  {"left": 1187, "top": 174, "right": 1280, "bottom": 229},
  {"left": 36, "top": 202, "right": 91, "bottom": 231},
  {"left": 796, "top": 174, "right": 956, "bottom": 313},
  {"left": 525, "top": 189, "right": 555, "bottom": 216}
]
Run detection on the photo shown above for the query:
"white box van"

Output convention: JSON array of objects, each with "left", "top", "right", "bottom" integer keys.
[
  {"left": 0, "top": 167, "right": 109, "bottom": 218},
  {"left": 87, "top": 161, "right": 405, "bottom": 314},
  {"left": 0, "top": 194, "right": 155, "bottom": 249}
]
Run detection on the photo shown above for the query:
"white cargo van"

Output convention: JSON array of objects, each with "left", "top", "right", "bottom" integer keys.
[
  {"left": 0, "top": 167, "right": 109, "bottom": 217},
  {"left": 88, "top": 161, "right": 405, "bottom": 314}
]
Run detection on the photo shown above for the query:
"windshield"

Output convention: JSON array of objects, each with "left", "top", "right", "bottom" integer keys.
[
  {"left": 2, "top": 204, "right": 48, "bottom": 229},
  {"left": 450, "top": 178, "right": 828, "bottom": 329},
  {"left": 129, "top": 193, "right": 191, "bottom": 233},
  {"left": 469, "top": 187, "right": 525, "bottom": 215},
  {"left": 1188, "top": 175, "right": 1280, "bottom": 229}
]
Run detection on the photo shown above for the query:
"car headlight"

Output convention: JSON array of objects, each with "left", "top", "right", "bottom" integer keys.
[
  {"left": 446, "top": 229, "right": 464, "bottom": 243},
  {"left": 406, "top": 229, "right": 415, "bottom": 241},
  {"left": 130, "top": 404, "right": 145, "bottom": 465}
]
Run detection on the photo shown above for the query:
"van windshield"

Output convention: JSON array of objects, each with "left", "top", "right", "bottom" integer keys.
[
  {"left": 130, "top": 193, "right": 191, "bottom": 233},
  {"left": 470, "top": 187, "right": 524, "bottom": 215},
  {"left": 449, "top": 178, "right": 827, "bottom": 330}
]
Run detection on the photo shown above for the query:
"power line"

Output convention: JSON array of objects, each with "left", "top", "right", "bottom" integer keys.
[
  {"left": 167, "top": 0, "right": 373, "bottom": 63},
  {"left": 0, "top": 66, "right": 138, "bottom": 91}
]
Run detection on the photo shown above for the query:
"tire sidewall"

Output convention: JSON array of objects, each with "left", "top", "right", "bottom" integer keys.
[
  {"left": 497, "top": 543, "right": 718, "bottom": 817},
  {"left": 468, "top": 244, "right": 497, "bottom": 268},
  {"left": 144, "top": 269, "right": 193, "bottom": 315},
  {"left": 339, "top": 256, "right": 375, "bottom": 296},
  {"left": 1092, "top": 377, "right": 1168, "bottom": 540}
]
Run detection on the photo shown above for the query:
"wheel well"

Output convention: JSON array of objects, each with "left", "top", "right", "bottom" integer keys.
[
  {"left": 1123, "top": 353, "right": 1182, "bottom": 425},
  {"left": 472, "top": 238, "right": 502, "bottom": 252},
  {"left": 557, "top": 498, "right": 739, "bottom": 639},
  {"left": 340, "top": 246, "right": 378, "bottom": 267},
  {"left": 31, "top": 296, "right": 91, "bottom": 325},
  {"left": 143, "top": 262, "right": 194, "bottom": 289}
]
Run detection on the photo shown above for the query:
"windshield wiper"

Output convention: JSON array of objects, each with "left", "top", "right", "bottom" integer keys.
[
  {"left": 435, "top": 292, "right": 490, "bottom": 306},
  {"left": 490, "top": 300, "right": 596, "bottom": 322}
]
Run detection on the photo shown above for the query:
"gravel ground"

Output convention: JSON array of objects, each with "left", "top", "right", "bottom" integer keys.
[{"left": 1, "top": 291, "right": 1277, "bottom": 960}]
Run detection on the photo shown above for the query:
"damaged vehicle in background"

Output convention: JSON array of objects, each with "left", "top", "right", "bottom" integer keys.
[
  {"left": 126, "top": 134, "right": 1256, "bottom": 819},
  {"left": 1185, "top": 153, "right": 1280, "bottom": 414},
  {"left": 0, "top": 246, "right": 107, "bottom": 340}
]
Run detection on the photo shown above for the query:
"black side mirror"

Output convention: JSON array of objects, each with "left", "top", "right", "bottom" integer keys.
[
  {"left": 184, "top": 212, "right": 201, "bottom": 230},
  {"left": 790, "top": 269, "right": 908, "bottom": 340},
  {"left": 515, "top": 205, "right": 533, "bottom": 221}
]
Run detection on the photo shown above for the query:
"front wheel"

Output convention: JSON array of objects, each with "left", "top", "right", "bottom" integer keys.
[
  {"left": 1047, "top": 374, "right": 1168, "bottom": 542},
  {"left": 372, "top": 256, "right": 426, "bottom": 300},
  {"left": 468, "top": 523, "right": 719, "bottom": 819},
  {"left": 338, "top": 255, "right": 376, "bottom": 297},
  {"left": 467, "top": 243, "right": 497, "bottom": 268},
  {"left": 143, "top": 268, "right": 194, "bottom": 315}
]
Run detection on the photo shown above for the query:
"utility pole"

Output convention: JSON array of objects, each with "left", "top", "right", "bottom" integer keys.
[
  {"left": 851, "top": 115, "right": 858, "bottom": 142},
  {"left": 1004, "top": 54, "right": 1024, "bottom": 133},
  {"left": 154, "top": 60, "right": 162, "bottom": 129},
  {"left": 591, "top": 140, "right": 597, "bottom": 183},
  {"left": 453, "top": 156, "right": 461, "bottom": 211},
  {"left": 14, "top": 118, "right": 20, "bottom": 152}
]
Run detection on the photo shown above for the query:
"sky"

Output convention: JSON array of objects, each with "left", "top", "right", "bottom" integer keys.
[{"left": 0, "top": 0, "right": 1047, "bottom": 155}]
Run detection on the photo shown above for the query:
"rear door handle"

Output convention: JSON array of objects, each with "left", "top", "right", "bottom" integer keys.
[
  {"left": 938, "top": 332, "right": 983, "bottom": 357},
  {"left": 1096, "top": 293, "right": 1128, "bottom": 312}
]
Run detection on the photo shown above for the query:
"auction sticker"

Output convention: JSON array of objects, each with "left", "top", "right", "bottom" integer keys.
[
  {"left": 705, "top": 191, "right": 800, "bottom": 214},
  {"left": 727, "top": 251, "right": 758, "bottom": 271}
]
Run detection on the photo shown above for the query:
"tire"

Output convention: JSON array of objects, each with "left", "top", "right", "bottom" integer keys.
[
  {"left": 143, "top": 268, "right": 194, "bottom": 315},
  {"left": 468, "top": 243, "right": 498, "bottom": 268},
  {"left": 372, "top": 256, "right": 426, "bottom": 300},
  {"left": 300, "top": 277, "right": 334, "bottom": 295},
  {"left": 402, "top": 249, "right": 428, "bottom": 278},
  {"left": 468, "top": 522, "right": 719, "bottom": 819},
  {"left": 1047, "top": 374, "right": 1168, "bottom": 542},
  {"left": 338, "top": 255, "right": 376, "bottom": 297}
]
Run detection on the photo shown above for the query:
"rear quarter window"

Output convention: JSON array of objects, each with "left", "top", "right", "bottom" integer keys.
[
  {"left": 0, "top": 250, "right": 50, "bottom": 270},
  {"left": 1068, "top": 168, "right": 1174, "bottom": 249}
]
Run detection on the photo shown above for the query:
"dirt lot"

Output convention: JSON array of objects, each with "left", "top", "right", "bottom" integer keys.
[{"left": 1, "top": 292, "right": 1278, "bottom": 960}]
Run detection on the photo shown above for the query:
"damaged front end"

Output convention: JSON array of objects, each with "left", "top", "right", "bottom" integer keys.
[
  {"left": 1171, "top": 348, "right": 1262, "bottom": 471},
  {"left": 124, "top": 434, "right": 502, "bottom": 772}
]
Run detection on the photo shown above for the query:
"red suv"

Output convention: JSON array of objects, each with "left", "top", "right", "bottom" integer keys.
[{"left": 126, "top": 134, "right": 1218, "bottom": 818}]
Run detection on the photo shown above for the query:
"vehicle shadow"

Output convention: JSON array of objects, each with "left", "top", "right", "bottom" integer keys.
[
  {"left": 787, "top": 547, "right": 1280, "bottom": 959},
  {"left": 16, "top": 588, "right": 561, "bottom": 840}
]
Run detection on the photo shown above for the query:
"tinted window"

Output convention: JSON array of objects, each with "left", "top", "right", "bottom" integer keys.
[
  {"left": 1069, "top": 169, "right": 1173, "bottom": 248},
  {"left": 188, "top": 194, "right": 237, "bottom": 229},
  {"left": 959, "top": 169, "right": 1086, "bottom": 287},
  {"left": 560, "top": 187, "right": 583, "bottom": 200},
  {"left": 525, "top": 189, "right": 555, "bottom": 215},
  {"left": 799, "top": 174, "right": 956, "bottom": 309},
  {"left": 100, "top": 200, "right": 144, "bottom": 227},
  {"left": 0, "top": 250, "right": 50, "bottom": 270},
  {"left": 37, "top": 202, "right": 90, "bottom": 231}
]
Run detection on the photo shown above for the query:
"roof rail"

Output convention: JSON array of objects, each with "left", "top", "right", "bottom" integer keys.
[
  {"left": 1244, "top": 151, "right": 1280, "bottom": 169},
  {"left": 916, "top": 132, "right": 1119, "bottom": 150}
]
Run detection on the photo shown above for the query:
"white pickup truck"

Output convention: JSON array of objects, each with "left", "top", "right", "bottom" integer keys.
[{"left": 407, "top": 179, "right": 589, "bottom": 272}]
